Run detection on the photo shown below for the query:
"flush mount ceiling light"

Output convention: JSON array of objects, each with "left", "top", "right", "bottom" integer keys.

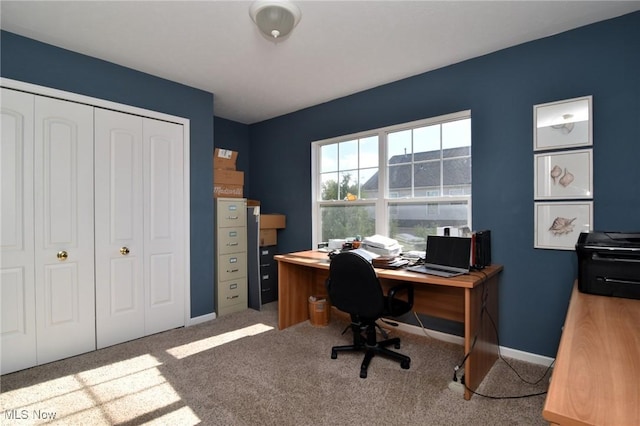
[{"left": 250, "top": 1, "right": 301, "bottom": 41}]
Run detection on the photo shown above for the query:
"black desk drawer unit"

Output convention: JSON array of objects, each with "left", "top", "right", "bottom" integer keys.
[{"left": 260, "top": 246, "right": 278, "bottom": 304}]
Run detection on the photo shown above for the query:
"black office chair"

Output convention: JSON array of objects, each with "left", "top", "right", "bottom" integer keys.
[{"left": 325, "top": 251, "right": 414, "bottom": 378}]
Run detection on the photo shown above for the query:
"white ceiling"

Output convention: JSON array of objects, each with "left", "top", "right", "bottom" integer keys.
[{"left": 2, "top": 1, "right": 639, "bottom": 124}]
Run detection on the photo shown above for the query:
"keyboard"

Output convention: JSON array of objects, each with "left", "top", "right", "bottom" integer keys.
[{"left": 406, "top": 265, "right": 464, "bottom": 278}]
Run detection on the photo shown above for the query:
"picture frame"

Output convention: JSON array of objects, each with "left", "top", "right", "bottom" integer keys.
[
  {"left": 534, "top": 149, "right": 593, "bottom": 199},
  {"left": 534, "top": 201, "right": 593, "bottom": 250},
  {"left": 534, "top": 96, "right": 592, "bottom": 151}
]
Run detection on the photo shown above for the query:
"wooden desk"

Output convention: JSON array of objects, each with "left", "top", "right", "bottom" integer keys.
[
  {"left": 543, "top": 282, "right": 640, "bottom": 426},
  {"left": 275, "top": 250, "right": 503, "bottom": 400}
]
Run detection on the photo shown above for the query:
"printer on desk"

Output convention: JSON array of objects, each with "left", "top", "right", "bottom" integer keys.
[{"left": 576, "top": 231, "right": 640, "bottom": 300}]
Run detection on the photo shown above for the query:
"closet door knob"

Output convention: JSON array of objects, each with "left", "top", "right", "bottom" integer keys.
[
  {"left": 57, "top": 251, "right": 68, "bottom": 261},
  {"left": 120, "top": 247, "right": 130, "bottom": 255}
]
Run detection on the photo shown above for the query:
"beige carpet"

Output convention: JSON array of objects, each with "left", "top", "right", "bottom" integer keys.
[{"left": 1, "top": 303, "right": 550, "bottom": 425}]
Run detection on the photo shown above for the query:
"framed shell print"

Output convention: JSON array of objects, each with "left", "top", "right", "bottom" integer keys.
[
  {"left": 534, "top": 149, "right": 593, "bottom": 199},
  {"left": 534, "top": 96, "right": 592, "bottom": 151},
  {"left": 534, "top": 201, "right": 593, "bottom": 250}
]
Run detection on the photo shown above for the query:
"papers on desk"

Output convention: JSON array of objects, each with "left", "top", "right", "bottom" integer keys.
[
  {"left": 372, "top": 256, "right": 410, "bottom": 269},
  {"left": 362, "top": 234, "right": 402, "bottom": 257},
  {"left": 350, "top": 248, "right": 379, "bottom": 262}
]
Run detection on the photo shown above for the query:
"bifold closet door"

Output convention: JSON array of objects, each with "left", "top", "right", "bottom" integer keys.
[
  {"left": 33, "top": 96, "right": 96, "bottom": 365},
  {"left": 143, "top": 118, "right": 185, "bottom": 335},
  {"left": 1, "top": 89, "right": 37, "bottom": 374},
  {"left": 95, "top": 109, "right": 185, "bottom": 348},
  {"left": 94, "top": 109, "right": 145, "bottom": 349},
  {"left": 1, "top": 90, "right": 95, "bottom": 372}
]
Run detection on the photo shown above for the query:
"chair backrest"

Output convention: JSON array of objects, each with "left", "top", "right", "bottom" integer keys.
[{"left": 326, "top": 251, "right": 385, "bottom": 319}]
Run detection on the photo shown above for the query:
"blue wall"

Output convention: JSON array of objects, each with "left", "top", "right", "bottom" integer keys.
[
  {"left": 0, "top": 31, "right": 216, "bottom": 318},
  {"left": 247, "top": 12, "right": 640, "bottom": 357}
]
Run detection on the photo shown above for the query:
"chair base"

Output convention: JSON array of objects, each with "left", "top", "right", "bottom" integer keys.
[{"left": 331, "top": 323, "right": 411, "bottom": 378}]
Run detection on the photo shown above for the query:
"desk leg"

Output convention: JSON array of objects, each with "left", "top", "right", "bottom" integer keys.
[{"left": 463, "top": 275, "right": 499, "bottom": 400}]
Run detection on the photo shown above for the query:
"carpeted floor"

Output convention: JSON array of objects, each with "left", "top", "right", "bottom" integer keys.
[{"left": 1, "top": 303, "right": 551, "bottom": 425}]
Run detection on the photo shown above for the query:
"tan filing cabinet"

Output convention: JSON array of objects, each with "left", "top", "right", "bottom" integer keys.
[{"left": 215, "top": 198, "right": 248, "bottom": 316}]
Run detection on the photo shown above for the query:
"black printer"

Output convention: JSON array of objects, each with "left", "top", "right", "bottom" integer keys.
[{"left": 576, "top": 231, "right": 640, "bottom": 300}]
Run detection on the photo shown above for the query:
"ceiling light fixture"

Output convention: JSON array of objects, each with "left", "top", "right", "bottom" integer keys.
[{"left": 249, "top": 1, "right": 301, "bottom": 41}]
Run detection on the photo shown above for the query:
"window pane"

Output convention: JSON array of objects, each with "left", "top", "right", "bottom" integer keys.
[
  {"left": 360, "top": 136, "right": 379, "bottom": 168},
  {"left": 388, "top": 201, "right": 470, "bottom": 250},
  {"left": 414, "top": 125, "right": 440, "bottom": 153},
  {"left": 359, "top": 167, "right": 378, "bottom": 199},
  {"left": 320, "top": 204, "right": 376, "bottom": 241},
  {"left": 443, "top": 118, "right": 471, "bottom": 148},
  {"left": 388, "top": 164, "right": 411, "bottom": 196},
  {"left": 320, "top": 172, "right": 339, "bottom": 200},
  {"left": 387, "top": 129, "right": 412, "bottom": 163},
  {"left": 443, "top": 157, "right": 471, "bottom": 195},
  {"left": 320, "top": 144, "right": 337, "bottom": 173},
  {"left": 339, "top": 140, "right": 358, "bottom": 170},
  {"left": 339, "top": 171, "right": 358, "bottom": 200},
  {"left": 414, "top": 161, "right": 441, "bottom": 197}
]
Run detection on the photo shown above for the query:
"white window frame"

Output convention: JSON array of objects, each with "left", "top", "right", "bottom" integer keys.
[{"left": 311, "top": 110, "right": 471, "bottom": 247}]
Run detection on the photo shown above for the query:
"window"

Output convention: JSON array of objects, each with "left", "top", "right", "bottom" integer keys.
[{"left": 312, "top": 111, "right": 471, "bottom": 252}]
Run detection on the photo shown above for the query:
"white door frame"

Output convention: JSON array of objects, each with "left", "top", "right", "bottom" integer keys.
[{"left": 1, "top": 77, "right": 192, "bottom": 325}]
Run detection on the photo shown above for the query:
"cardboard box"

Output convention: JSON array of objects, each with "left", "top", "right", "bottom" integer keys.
[
  {"left": 214, "top": 169, "right": 244, "bottom": 185},
  {"left": 260, "top": 214, "right": 286, "bottom": 229},
  {"left": 259, "top": 229, "right": 277, "bottom": 246},
  {"left": 213, "top": 183, "right": 243, "bottom": 198},
  {"left": 213, "top": 148, "right": 238, "bottom": 170}
]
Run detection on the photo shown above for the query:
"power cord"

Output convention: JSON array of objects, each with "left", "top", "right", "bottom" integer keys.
[
  {"left": 451, "top": 270, "right": 555, "bottom": 399},
  {"left": 412, "top": 311, "right": 435, "bottom": 339}
]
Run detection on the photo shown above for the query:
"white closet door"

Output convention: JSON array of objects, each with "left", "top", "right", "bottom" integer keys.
[
  {"left": 144, "top": 119, "right": 185, "bottom": 334},
  {"left": 94, "top": 109, "right": 145, "bottom": 349},
  {"left": 33, "top": 96, "right": 95, "bottom": 364},
  {"left": 1, "top": 89, "right": 36, "bottom": 374}
]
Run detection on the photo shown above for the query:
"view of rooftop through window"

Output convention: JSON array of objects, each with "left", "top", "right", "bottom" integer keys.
[{"left": 313, "top": 112, "right": 471, "bottom": 251}]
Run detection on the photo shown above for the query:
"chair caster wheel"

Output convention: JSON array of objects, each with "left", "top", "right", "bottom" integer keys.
[
  {"left": 360, "top": 370, "right": 367, "bottom": 378},
  {"left": 401, "top": 360, "right": 410, "bottom": 369},
  {"left": 331, "top": 351, "right": 337, "bottom": 359}
]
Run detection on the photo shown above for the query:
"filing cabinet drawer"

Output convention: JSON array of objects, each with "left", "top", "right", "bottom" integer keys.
[
  {"left": 218, "top": 227, "right": 247, "bottom": 255},
  {"left": 218, "top": 252, "right": 247, "bottom": 281},
  {"left": 218, "top": 277, "right": 248, "bottom": 307},
  {"left": 217, "top": 199, "right": 247, "bottom": 227},
  {"left": 260, "top": 265, "right": 278, "bottom": 304},
  {"left": 260, "top": 246, "right": 277, "bottom": 261}
]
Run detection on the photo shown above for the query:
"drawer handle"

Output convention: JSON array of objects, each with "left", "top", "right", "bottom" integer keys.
[
  {"left": 227, "top": 268, "right": 239, "bottom": 273},
  {"left": 227, "top": 295, "right": 239, "bottom": 300},
  {"left": 226, "top": 215, "right": 239, "bottom": 220},
  {"left": 227, "top": 242, "right": 239, "bottom": 246}
]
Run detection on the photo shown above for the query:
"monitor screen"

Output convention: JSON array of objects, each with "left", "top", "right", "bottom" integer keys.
[{"left": 426, "top": 236, "right": 471, "bottom": 269}]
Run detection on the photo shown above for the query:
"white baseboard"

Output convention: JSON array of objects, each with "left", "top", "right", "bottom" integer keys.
[
  {"left": 187, "top": 312, "right": 216, "bottom": 326},
  {"left": 389, "top": 321, "right": 555, "bottom": 367}
]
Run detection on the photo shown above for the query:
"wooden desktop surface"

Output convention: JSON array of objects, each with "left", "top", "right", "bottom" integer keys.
[
  {"left": 275, "top": 250, "right": 503, "bottom": 400},
  {"left": 543, "top": 282, "right": 640, "bottom": 426}
]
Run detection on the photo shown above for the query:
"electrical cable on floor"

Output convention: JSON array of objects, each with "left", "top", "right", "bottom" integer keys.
[
  {"left": 483, "top": 302, "right": 556, "bottom": 386},
  {"left": 450, "top": 269, "right": 555, "bottom": 399},
  {"left": 412, "top": 311, "right": 435, "bottom": 339}
]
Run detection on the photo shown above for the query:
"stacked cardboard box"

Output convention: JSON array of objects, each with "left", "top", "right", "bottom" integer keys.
[
  {"left": 213, "top": 148, "right": 244, "bottom": 198},
  {"left": 259, "top": 214, "right": 286, "bottom": 246}
]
